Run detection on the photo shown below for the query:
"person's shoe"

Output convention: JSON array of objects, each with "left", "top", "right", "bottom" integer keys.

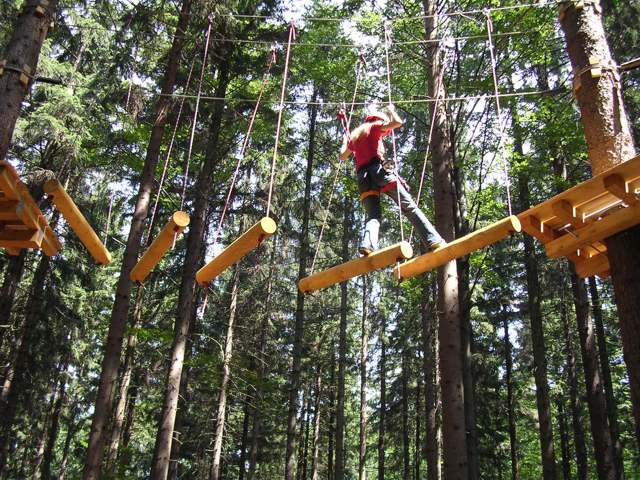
[{"left": 427, "top": 240, "right": 447, "bottom": 252}]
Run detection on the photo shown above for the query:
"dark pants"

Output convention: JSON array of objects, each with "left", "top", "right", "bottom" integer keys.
[{"left": 357, "top": 160, "right": 443, "bottom": 251}]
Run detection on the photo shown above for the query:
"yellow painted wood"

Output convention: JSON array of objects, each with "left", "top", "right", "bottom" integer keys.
[
  {"left": 603, "top": 173, "right": 639, "bottom": 205},
  {"left": 0, "top": 228, "right": 43, "bottom": 249},
  {"left": 298, "top": 241, "right": 413, "bottom": 294},
  {"left": 130, "top": 211, "right": 190, "bottom": 283},
  {"left": 44, "top": 179, "right": 111, "bottom": 264},
  {"left": 545, "top": 202, "right": 640, "bottom": 259},
  {"left": 196, "top": 217, "right": 277, "bottom": 286},
  {"left": 574, "top": 253, "right": 610, "bottom": 279},
  {"left": 0, "top": 201, "right": 19, "bottom": 221},
  {"left": 518, "top": 155, "right": 640, "bottom": 235},
  {"left": 394, "top": 216, "right": 521, "bottom": 281}
]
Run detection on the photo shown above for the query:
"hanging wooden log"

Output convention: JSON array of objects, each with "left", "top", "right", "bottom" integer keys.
[
  {"left": 43, "top": 179, "right": 111, "bottom": 264},
  {"left": 299, "top": 241, "right": 413, "bottom": 294},
  {"left": 196, "top": 217, "right": 277, "bottom": 286},
  {"left": 394, "top": 216, "right": 521, "bottom": 281},
  {"left": 130, "top": 211, "right": 191, "bottom": 283}
]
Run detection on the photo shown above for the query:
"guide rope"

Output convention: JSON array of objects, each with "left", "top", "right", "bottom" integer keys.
[
  {"left": 266, "top": 22, "right": 296, "bottom": 218},
  {"left": 181, "top": 15, "right": 214, "bottom": 212},
  {"left": 309, "top": 55, "right": 365, "bottom": 274},
  {"left": 383, "top": 19, "right": 405, "bottom": 243},
  {"left": 485, "top": 10, "right": 513, "bottom": 216}
]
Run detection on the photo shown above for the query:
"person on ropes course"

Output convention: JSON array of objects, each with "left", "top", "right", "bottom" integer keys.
[{"left": 340, "top": 103, "right": 445, "bottom": 256}]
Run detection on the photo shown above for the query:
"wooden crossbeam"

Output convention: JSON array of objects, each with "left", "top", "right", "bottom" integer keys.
[
  {"left": 0, "top": 165, "right": 20, "bottom": 200},
  {"left": 44, "top": 179, "right": 111, "bottom": 265},
  {"left": 299, "top": 241, "right": 413, "bottom": 294},
  {"left": 551, "top": 199, "right": 587, "bottom": 227},
  {"left": 130, "top": 211, "right": 190, "bottom": 283},
  {"left": 394, "top": 216, "right": 521, "bottom": 281},
  {"left": 0, "top": 228, "right": 43, "bottom": 249},
  {"left": 196, "top": 217, "right": 277, "bottom": 286},
  {"left": 546, "top": 202, "right": 640, "bottom": 259},
  {"left": 0, "top": 201, "right": 19, "bottom": 221},
  {"left": 603, "top": 173, "right": 639, "bottom": 205},
  {"left": 574, "top": 253, "right": 610, "bottom": 279}
]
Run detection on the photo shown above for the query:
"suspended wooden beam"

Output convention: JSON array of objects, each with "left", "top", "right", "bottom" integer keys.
[
  {"left": 44, "top": 179, "right": 112, "bottom": 265},
  {"left": 394, "top": 216, "right": 521, "bottom": 281},
  {"left": 545, "top": 201, "right": 640, "bottom": 259},
  {"left": 574, "top": 253, "right": 610, "bottom": 279},
  {"left": 196, "top": 217, "right": 277, "bottom": 286},
  {"left": 130, "top": 211, "right": 190, "bottom": 283},
  {"left": 0, "top": 161, "right": 61, "bottom": 257},
  {"left": 299, "top": 241, "right": 413, "bottom": 294}
]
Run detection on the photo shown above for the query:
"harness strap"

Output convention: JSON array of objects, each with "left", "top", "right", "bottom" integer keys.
[{"left": 359, "top": 190, "right": 380, "bottom": 202}]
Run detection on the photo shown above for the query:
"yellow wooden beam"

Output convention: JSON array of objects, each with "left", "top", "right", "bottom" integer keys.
[
  {"left": 0, "top": 165, "right": 20, "bottom": 200},
  {"left": 299, "top": 241, "right": 413, "bottom": 294},
  {"left": 603, "top": 173, "right": 638, "bottom": 205},
  {"left": 0, "top": 201, "right": 19, "bottom": 221},
  {"left": 0, "top": 228, "right": 43, "bottom": 249},
  {"left": 394, "top": 216, "right": 521, "bottom": 281},
  {"left": 546, "top": 202, "right": 640, "bottom": 259},
  {"left": 130, "top": 211, "right": 190, "bottom": 283},
  {"left": 574, "top": 253, "right": 610, "bottom": 279},
  {"left": 196, "top": 217, "right": 277, "bottom": 286},
  {"left": 44, "top": 179, "right": 112, "bottom": 265}
]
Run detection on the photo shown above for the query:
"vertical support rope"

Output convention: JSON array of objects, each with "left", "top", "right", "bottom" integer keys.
[
  {"left": 211, "top": 47, "right": 276, "bottom": 249},
  {"left": 310, "top": 58, "right": 364, "bottom": 274},
  {"left": 383, "top": 19, "right": 405, "bottom": 243},
  {"left": 145, "top": 58, "right": 197, "bottom": 246},
  {"left": 181, "top": 16, "right": 214, "bottom": 212},
  {"left": 266, "top": 22, "right": 296, "bottom": 218},
  {"left": 485, "top": 10, "right": 513, "bottom": 216}
]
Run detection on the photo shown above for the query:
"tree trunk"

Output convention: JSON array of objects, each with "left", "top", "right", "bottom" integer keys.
[
  {"left": 502, "top": 305, "right": 519, "bottom": 480},
  {"left": 150, "top": 56, "right": 230, "bottom": 480},
  {"left": 248, "top": 239, "right": 277, "bottom": 479},
  {"left": 335, "top": 195, "right": 350, "bottom": 480},
  {"left": 402, "top": 351, "right": 410, "bottom": 480},
  {"left": 301, "top": 390, "right": 312, "bottom": 480},
  {"left": 0, "top": 253, "right": 50, "bottom": 470},
  {"left": 0, "top": 0, "right": 58, "bottom": 160},
  {"left": 285, "top": 92, "right": 318, "bottom": 480},
  {"left": 106, "top": 290, "right": 142, "bottom": 472},
  {"left": 359, "top": 276, "right": 369, "bottom": 480},
  {"left": 311, "top": 366, "right": 322, "bottom": 480},
  {"left": 415, "top": 378, "right": 422, "bottom": 480},
  {"left": 377, "top": 318, "right": 386, "bottom": 480},
  {"left": 423, "top": 1, "right": 468, "bottom": 476},
  {"left": 328, "top": 350, "right": 336, "bottom": 480},
  {"left": 209, "top": 265, "right": 240, "bottom": 480},
  {"left": 559, "top": 0, "right": 639, "bottom": 448},
  {"left": 421, "top": 283, "right": 440, "bottom": 480},
  {"left": 556, "top": 398, "right": 571, "bottom": 480},
  {"left": 561, "top": 286, "right": 588, "bottom": 480},
  {"left": 41, "top": 359, "right": 68, "bottom": 480},
  {"left": 569, "top": 268, "right": 618, "bottom": 479},
  {"left": 296, "top": 388, "right": 308, "bottom": 480},
  {"left": 239, "top": 399, "right": 250, "bottom": 480},
  {"left": 588, "top": 277, "right": 624, "bottom": 474},
  {"left": 83, "top": 2, "right": 192, "bottom": 477},
  {"left": 0, "top": 252, "right": 26, "bottom": 355}
]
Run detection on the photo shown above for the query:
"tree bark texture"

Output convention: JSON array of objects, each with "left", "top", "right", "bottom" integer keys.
[
  {"left": 561, "top": 287, "right": 587, "bottom": 480},
  {"left": 83, "top": 2, "right": 192, "bottom": 478},
  {"left": 359, "top": 276, "right": 368, "bottom": 480},
  {"left": 0, "top": 0, "right": 58, "bottom": 160},
  {"left": 423, "top": 2, "right": 468, "bottom": 477},
  {"left": 335, "top": 194, "right": 350, "bottom": 480},
  {"left": 421, "top": 283, "right": 440, "bottom": 480},
  {"left": 378, "top": 318, "right": 386, "bottom": 480},
  {"left": 502, "top": 306, "right": 519, "bottom": 480},
  {"left": 559, "top": 0, "right": 639, "bottom": 448},
  {"left": 556, "top": 398, "right": 571, "bottom": 480},
  {"left": 588, "top": 277, "right": 624, "bottom": 474},
  {"left": 285, "top": 93, "right": 317, "bottom": 480},
  {"left": 401, "top": 351, "right": 410, "bottom": 480},
  {"left": 209, "top": 266, "right": 240, "bottom": 480},
  {"left": 311, "top": 363, "right": 322, "bottom": 480},
  {"left": 150, "top": 56, "right": 230, "bottom": 480},
  {"left": 569, "top": 268, "right": 618, "bottom": 479}
]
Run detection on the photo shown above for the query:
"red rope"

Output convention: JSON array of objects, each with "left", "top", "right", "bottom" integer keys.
[
  {"left": 266, "top": 22, "right": 296, "bottom": 218},
  {"left": 181, "top": 16, "right": 214, "bottom": 211},
  {"left": 211, "top": 47, "right": 276, "bottom": 248}
]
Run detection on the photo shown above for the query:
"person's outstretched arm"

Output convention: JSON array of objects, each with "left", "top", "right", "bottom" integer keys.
[
  {"left": 381, "top": 103, "right": 403, "bottom": 131},
  {"left": 339, "top": 134, "right": 352, "bottom": 160}
]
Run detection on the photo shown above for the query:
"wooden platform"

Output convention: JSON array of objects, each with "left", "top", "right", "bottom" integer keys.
[
  {"left": 518, "top": 155, "right": 640, "bottom": 278},
  {"left": 0, "top": 160, "right": 61, "bottom": 257},
  {"left": 299, "top": 241, "right": 413, "bottom": 293},
  {"left": 393, "top": 216, "right": 521, "bottom": 280}
]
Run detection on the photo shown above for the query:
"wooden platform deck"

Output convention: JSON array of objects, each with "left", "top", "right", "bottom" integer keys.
[
  {"left": 0, "top": 160, "right": 61, "bottom": 257},
  {"left": 518, "top": 155, "right": 640, "bottom": 278}
]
